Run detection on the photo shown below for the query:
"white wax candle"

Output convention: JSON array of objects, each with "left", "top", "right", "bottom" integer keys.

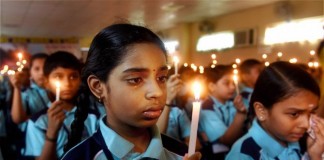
[
  {"left": 233, "top": 75, "right": 239, "bottom": 95},
  {"left": 173, "top": 56, "right": 179, "bottom": 75},
  {"left": 188, "top": 101, "right": 201, "bottom": 156},
  {"left": 55, "top": 81, "right": 60, "bottom": 101},
  {"left": 188, "top": 82, "right": 201, "bottom": 156},
  {"left": 18, "top": 53, "right": 22, "bottom": 62}
]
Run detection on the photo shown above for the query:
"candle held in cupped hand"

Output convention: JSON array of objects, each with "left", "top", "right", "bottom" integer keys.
[
  {"left": 233, "top": 74, "right": 239, "bottom": 95},
  {"left": 173, "top": 56, "right": 179, "bottom": 75},
  {"left": 55, "top": 81, "right": 60, "bottom": 101},
  {"left": 188, "top": 81, "right": 202, "bottom": 156}
]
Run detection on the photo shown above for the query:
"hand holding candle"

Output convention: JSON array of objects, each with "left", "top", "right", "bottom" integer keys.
[
  {"left": 55, "top": 81, "right": 60, "bottom": 101},
  {"left": 188, "top": 81, "right": 202, "bottom": 156},
  {"left": 173, "top": 56, "right": 179, "bottom": 75}
]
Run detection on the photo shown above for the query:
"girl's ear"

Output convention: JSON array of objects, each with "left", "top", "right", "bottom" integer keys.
[
  {"left": 87, "top": 75, "right": 103, "bottom": 100},
  {"left": 253, "top": 102, "right": 268, "bottom": 122}
]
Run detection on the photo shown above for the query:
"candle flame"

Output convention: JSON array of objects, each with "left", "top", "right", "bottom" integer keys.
[
  {"left": 233, "top": 75, "right": 238, "bottom": 84},
  {"left": 277, "top": 52, "right": 283, "bottom": 57},
  {"left": 18, "top": 53, "right": 23, "bottom": 59},
  {"left": 192, "top": 81, "right": 201, "bottom": 100},
  {"left": 310, "top": 50, "right": 315, "bottom": 56},
  {"left": 173, "top": 56, "right": 179, "bottom": 64},
  {"left": 235, "top": 58, "right": 241, "bottom": 64},
  {"left": 55, "top": 81, "right": 60, "bottom": 88}
]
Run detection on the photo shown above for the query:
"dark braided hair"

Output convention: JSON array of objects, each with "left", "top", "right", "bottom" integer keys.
[
  {"left": 63, "top": 23, "right": 166, "bottom": 153},
  {"left": 64, "top": 83, "right": 90, "bottom": 152}
]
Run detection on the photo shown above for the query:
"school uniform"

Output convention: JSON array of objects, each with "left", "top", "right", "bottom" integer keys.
[
  {"left": 61, "top": 116, "right": 186, "bottom": 160},
  {"left": 0, "top": 75, "right": 11, "bottom": 137},
  {"left": 226, "top": 119, "right": 303, "bottom": 160},
  {"left": 17, "top": 80, "right": 50, "bottom": 136},
  {"left": 24, "top": 104, "right": 100, "bottom": 158},
  {"left": 198, "top": 96, "right": 237, "bottom": 154},
  {"left": 21, "top": 80, "right": 50, "bottom": 116},
  {"left": 166, "top": 107, "right": 191, "bottom": 141}
]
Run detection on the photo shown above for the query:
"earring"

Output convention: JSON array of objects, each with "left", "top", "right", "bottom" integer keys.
[
  {"left": 259, "top": 116, "right": 263, "bottom": 120},
  {"left": 98, "top": 96, "right": 102, "bottom": 103}
]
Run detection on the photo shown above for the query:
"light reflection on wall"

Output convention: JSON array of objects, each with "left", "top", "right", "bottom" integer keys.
[
  {"left": 264, "top": 17, "right": 324, "bottom": 45},
  {"left": 196, "top": 32, "right": 234, "bottom": 51}
]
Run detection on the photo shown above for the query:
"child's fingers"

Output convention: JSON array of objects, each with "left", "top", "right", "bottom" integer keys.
[
  {"left": 313, "top": 116, "right": 324, "bottom": 137},
  {"left": 182, "top": 152, "right": 201, "bottom": 160}
]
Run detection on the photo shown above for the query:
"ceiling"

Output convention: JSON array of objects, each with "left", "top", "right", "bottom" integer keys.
[{"left": 0, "top": 0, "right": 283, "bottom": 38}]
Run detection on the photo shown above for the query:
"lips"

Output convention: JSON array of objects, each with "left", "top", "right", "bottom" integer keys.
[
  {"left": 60, "top": 90, "right": 74, "bottom": 96},
  {"left": 143, "top": 106, "right": 163, "bottom": 119},
  {"left": 291, "top": 133, "right": 305, "bottom": 139}
]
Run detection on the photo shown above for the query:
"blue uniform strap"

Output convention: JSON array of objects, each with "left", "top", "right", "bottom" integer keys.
[
  {"left": 201, "top": 97, "right": 214, "bottom": 111},
  {"left": 161, "top": 133, "right": 188, "bottom": 156},
  {"left": 61, "top": 129, "right": 111, "bottom": 160},
  {"left": 241, "top": 137, "right": 261, "bottom": 160},
  {"left": 63, "top": 129, "right": 186, "bottom": 159},
  {"left": 92, "top": 128, "right": 114, "bottom": 159},
  {"left": 240, "top": 91, "right": 251, "bottom": 100}
]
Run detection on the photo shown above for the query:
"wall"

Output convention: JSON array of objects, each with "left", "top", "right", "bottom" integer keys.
[{"left": 162, "top": 1, "right": 323, "bottom": 66}]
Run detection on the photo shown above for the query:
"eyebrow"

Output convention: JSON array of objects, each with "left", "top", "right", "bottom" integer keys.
[
  {"left": 123, "top": 65, "right": 168, "bottom": 73},
  {"left": 286, "top": 106, "right": 319, "bottom": 112}
]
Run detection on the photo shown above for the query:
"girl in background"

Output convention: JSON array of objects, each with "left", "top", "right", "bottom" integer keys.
[{"left": 226, "top": 61, "right": 324, "bottom": 160}]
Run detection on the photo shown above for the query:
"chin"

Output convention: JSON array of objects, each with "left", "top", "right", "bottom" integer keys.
[{"left": 141, "top": 119, "right": 158, "bottom": 128}]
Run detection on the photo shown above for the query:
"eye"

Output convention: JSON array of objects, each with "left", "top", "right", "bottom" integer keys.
[
  {"left": 70, "top": 74, "right": 80, "bottom": 80},
  {"left": 157, "top": 75, "right": 168, "bottom": 83},
  {"left": 55, "top": 75, "right": 63, "bottom": 79},
  {"left": 127, "top": 77, "right": 143, "bottom": 85},
  {"left": 290, "top": 112, "right": 299, "bottom": 118}
]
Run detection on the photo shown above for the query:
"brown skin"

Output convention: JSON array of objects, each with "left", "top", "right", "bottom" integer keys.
[
  {"left": 254, "top": 89, "right": 324, "bottom": 160},
  {"left": 88, "top": 43, "right": 201, "bottom": 159}
]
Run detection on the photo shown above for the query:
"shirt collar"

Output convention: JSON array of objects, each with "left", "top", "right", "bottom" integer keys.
[
  {"left": 209, "top": 95, "right": 230, "bottom": 109},
  {"left": 30, "top": 80, "right": 41, "bottom": 89},
  {"left": 249, "top": 119, "right": 300, "bottom": 158},
  {"left": 242, "top": 86, "right": 253, "bottom": 93},
  {"left": 99, "top": 117, "right": 164, "bottom": 159}
]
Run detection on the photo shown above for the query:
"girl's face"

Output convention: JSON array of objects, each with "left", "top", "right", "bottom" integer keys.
[
  {"left": 30, "top": 58, "right": 46, "bottom": 87},
  {"left": 260, "top": 90, "right": 318, "bottom": 146},
  {"left": 102, "top": 43, "right": 168, "bottom": 129},
  {"left": 47, "top": 67, "right": 81, "bottom": 101},
  {"left": 209, "top": 73, "right": 235, "bottom": 103}
]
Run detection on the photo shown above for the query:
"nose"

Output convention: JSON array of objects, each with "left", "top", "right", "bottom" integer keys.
[
  {"left": 145, "top": 79, "right": 164, "bottom": 99},
  {"left": 299, "top": 114, "right": 309, "bottom": 130},
  {"left": 61, "top": 77, "right": 72, "bottom": 88}
]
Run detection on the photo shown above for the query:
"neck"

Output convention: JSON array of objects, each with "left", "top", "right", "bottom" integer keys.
[
  {"left": 105, "top": 116, "right": 151, "bottom": 153},
  {"left": 259, "top": 121, "right": 288, "bottom": 147},
  {"left": 243, "top": 81, "right": 254, "bottom": 88},
  {"left": 211, "top": 95, "right": 226, "bottom": 104}
]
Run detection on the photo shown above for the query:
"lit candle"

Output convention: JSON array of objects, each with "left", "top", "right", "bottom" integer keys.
[
  {"left": 262, "top": 54, "right": 267, "bottom": 60},
  {"left": 55, "top": 81, "right": 60, "bottom": 101},
  {"left": 188, "top": 81, "right": 202, "bottom": 156},
  {"left": 211, "top": 54, "right": 216, "bottom": 59},
  {"left": 18, "top": 52, "right": 23, "bottom": 62},
  {"left": 310, "top": 50, "right": 315, "bottom": 56},
  {"left": 173, "top": 56, "right": 179, "bottom": 75},
  {"left": 235, "top": 58, "right": 241, "bottom": 64},
  {"left": 277, "top": 52, "right": 283, "bottom": 61},
  {"left": 233, "top": 74, "right": 239, "bottom": 95}
]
